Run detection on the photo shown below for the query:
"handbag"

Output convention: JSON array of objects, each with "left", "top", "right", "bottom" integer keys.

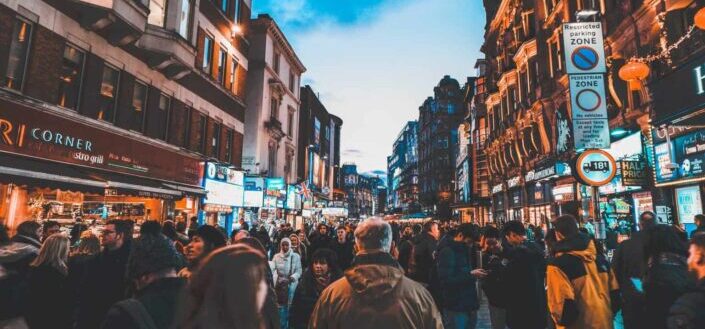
[{"left": 275, "top": 253, "right": 294, "bottom": 305}]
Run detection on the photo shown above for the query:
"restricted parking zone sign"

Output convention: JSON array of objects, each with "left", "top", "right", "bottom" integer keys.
[{"left": 563, "top": 22, "right": 606, "bottom": 74}]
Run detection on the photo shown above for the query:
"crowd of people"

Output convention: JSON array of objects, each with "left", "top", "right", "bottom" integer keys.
[{"left": 1, "top": 212, "right": 705, "bottom": 329}]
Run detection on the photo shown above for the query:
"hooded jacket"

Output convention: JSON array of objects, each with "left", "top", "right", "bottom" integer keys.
[
  {"left": 309, "top": 252, "right": 443, "bottom": 329},
  {"left": 547, "top": 233, "right": 619, "bottom": 329},
  {"left": 0, "top": 237, "right": 39, "bottom": 320},
  {"left": 436, "top": 238, "right": 479, "bottom": 312}
]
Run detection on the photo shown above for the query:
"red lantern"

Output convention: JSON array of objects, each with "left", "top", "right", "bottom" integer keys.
[
  {"left": 619, "top": 61, "right": 650, "bottom": 91},
  {"left": 696, "top": 7, "right": 705, "bottom": 30}
]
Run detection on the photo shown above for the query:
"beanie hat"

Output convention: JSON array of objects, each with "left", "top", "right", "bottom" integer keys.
[
  {"left": 195, "top": 225, "right": 227, "bottom": 250},
  {"left": 127, "top": 234, "right": 183, "bottom": 280}
]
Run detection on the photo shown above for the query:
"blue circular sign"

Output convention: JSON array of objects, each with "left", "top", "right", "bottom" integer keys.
[{"left": 571, "top": 47, "right": 599, "bottom": 71}]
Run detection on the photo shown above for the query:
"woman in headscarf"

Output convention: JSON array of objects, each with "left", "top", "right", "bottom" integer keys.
[
  {"left": 289, "top": 234, "right": 308, "bottom": 268},
  {"left": 272, "top": 237, "right": 302, "bottom": 329}
]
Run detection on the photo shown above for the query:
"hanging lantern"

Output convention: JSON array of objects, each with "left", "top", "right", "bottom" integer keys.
[
  {"left": 696, "top": 7, "right": 705, "bottom": 30},
  {"left": 618, "top": 61, "right": 650, "bottom": 91}
]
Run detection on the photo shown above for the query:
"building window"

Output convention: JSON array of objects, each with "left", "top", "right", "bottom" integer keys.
[
  {"left": 177, "top": 0, "right": 192, "bottom": 39},
  {"left": 148, "top": 0, "right": 167, "bottom": 27},
  {"left": 225, "top": 128, "right": 233, "bottom": 162},
  {"left": 130, "top": 81, "right": 148, "bottom": 132},
  {"left": 216, "top": 47, "right": 226, "bottom": 84},
  {"left": 212, "top": 123, "right": 221, "bottom": 157},
  {"left": 220, "top": 0, "right": 229, "bottom": 14},
  {"left": 202, "top": 35, "right": 214, "bottom": 74},
  {"left": 158, "top": 93, "right": 171, "bottom": 141},
  {"left": 97, "top": 65, "right": 120, "bottom": 122},
  {"left": 183, "top": 107, "right": 192, "bottom": 148},
  {"left": 57, "top": 44, "right": 85, "bottom": 110},
  {"left": 289, "top": 71, "right": 296, "bottom": 93},
  {"left": 270, "top": 97, "right": 280, "bottom": 120},
  {"left": 198, "top": 114, "right": 207, "bottom": 153},
  {"left": 273, "top": 50, "right": 280, "bottom": 75},
  {"left": 2, "top": 17, "right": 32, "bottom": 91},
  {"left": 287, "top": 110, "right": 294, "bottom": 137},
  {"left": 230, "top": 56, "right": 238, "bottom": 93},
  {"left": 268, "top": 143, "right": 277, "bottom": 176},
  {"left": 233, "top": 0, "right": 241, "bottom": 23}
]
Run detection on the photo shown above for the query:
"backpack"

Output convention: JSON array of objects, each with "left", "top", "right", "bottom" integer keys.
[{"left": 114, "top": 299, "right": 158, "bottom": 329}]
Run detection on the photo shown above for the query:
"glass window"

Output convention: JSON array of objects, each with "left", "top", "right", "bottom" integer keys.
[
  {"left": 212, "top": 123, "right": 221, "bottom": 157},
  {"left": 57, "top": 45, "right": 85, "bottom": 110},
  {"left": 270, "top": 98, "right": 279, "bottom": 120},
  {"left": 287, "top": 111, "right": 294, "bottom": 137},
  {"left": 230, "top": 56, "right": 238, "bottom": 92},
  {"left": 202, "top": 35, "right": 213, "bottom": 73},
  {"left": 183, "top": 107, "right": 192, "bottom": 148},
  {"left": 177, "top": 0, "right": 192, "bottom": 39},
  {"left": 130, "top": 81, "right": 147, "bottom": 131},
  {"left": 216, "top": 48, "right": 226, "bottom": 84},
  {"left": 2, "top": 18, "right": 32, "bottom": 91},
  {"left": 158, "top": 93, "right": 170, "bottom": 141},
  {"left": 198, "top": 114, "right": 207, "bottom": 153},
  {"left": 273, "top": 50, "right": 280, "bottom": 74},
  {"left": 97, "top": 65, "right": 120, "bottom": 122},
  {"left": 148, "top": 0, "right": 167, "bottom": 27},
  {"left": 289, "top": 72, "right": 296, "bottom": 93},
  {"left": 220, "top": 0, "right": 229, "bottom": 14},
  {"left": 233, "top": 0, "right": 241, "bottom": 23},
  {"left": 225, "top": 128, "right": 233, "bottom": 162}
]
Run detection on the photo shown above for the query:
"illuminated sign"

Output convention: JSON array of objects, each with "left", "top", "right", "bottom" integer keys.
[
  {"left": 575, "top": 149, "right": 617, "bottom": 186},
  {"left": 202, "top": 162, "right": 244, "bottom": 207}
]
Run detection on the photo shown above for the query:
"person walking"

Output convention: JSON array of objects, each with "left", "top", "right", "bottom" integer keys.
[
  {"left": 289, "top": 248, "right": 342, "bottom": 329},
  {"left": 76, "top": 220, "right": 134, "bottom": 329},
  {"left": 611, "top": 211, "right": 656, "bottom": 329},
  {"left": 289, "top": 234, "right": 308, "bottom": 268},
  {"left": 643, "top": 225, "right": 691, "bottom": 329},
  {"left": 41, "top": 221, "right": 61, "bottom": 243},
  {"left": 397, "top": 224, "right": 419, "bottom": 274},
  {"left": 667, "top": 234, "right": 705, "bottom": 328},
  {"left": 691, "top": 214, "right": 705, "bottom": 238},
  {"left": 500, "top": 220, "right": 547, "bottom": 329},
  {"left": 329, "top": 226, "right": 354, "bottom": 270},
  {"left": 68, "top": 231, "right": 100, "bottom": 314},
  {"left": 178, "top": 244, "right": 271, "bottom": 328},
  {"left": 101, "top": 234, "right": 186, "bottom": 329},
  {"left": 24, "top": 234, "right": 73, "bottom": 329},
  {"left": 309, "top": 217, "right": 443, "bottom": 329},
  {"left": 408, "top": 221, "right": 440, "bottom": 286},
  {"left": 0, "top": 222, "right": 40, "bottom": 324},
  {"left": 309, "top": 224, "right": 333, "bottom": 256},
  {"left": 178, "top": 225, "right": 227, "bottom": 280},
  {"left": 273, "top": 238, "right": 302, "bottom": 329},
  {"left": 479, "top": 226, "right": 507, "bottom": 329},
  {"left": 436, "top": 224, "right": 486, "bottom": 329},
  {"left": 546, "top": 215, "right": 620, "bottom": 329}
]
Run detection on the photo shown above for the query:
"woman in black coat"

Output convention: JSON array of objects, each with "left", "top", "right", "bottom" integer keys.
[
  {"left": 25, "top": 234, "right": 73, "bottom": 329},
  {"left": 289, "top": 248, "right": 342, "bottom": 329}
]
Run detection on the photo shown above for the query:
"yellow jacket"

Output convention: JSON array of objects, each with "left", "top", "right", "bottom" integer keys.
[{"left": 546, "top": 234, "right": 619, "bottom": 329}]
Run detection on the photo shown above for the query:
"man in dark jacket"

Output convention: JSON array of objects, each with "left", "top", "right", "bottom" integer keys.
[
  {"left": 76, "top": 220, "right": 133, "bottom": 329},
  {"left": 329, "top": 226, "right": 354, "bottom": 270},
  {"left": 611, "top": 211, "right": 656, "bottom": 329},
  {"left": 101, "top": 234, "right": 186, "bottom": 329},
  {"left": 501, "top": 220, "right": 547, "bottom": 329},
  {"left": 667, "top": 234, "right": 705, "bottom": 328},
  {"left": 691, "top": 214, "right": 705, "bottom": 238},
  {"left": 309, "top": 224, "right": 333, "bottom": 255},
  {"left": 0, "top": 221, "right": 41, "bottom": 321},
  {"left": 408, "top": 221, "right": 440, "bottom": 285},
  {"left": 397, "top": 225, "right": 419, "bottom": 274},
  {"left": 436, "top": 223, "right": 486, "bottom": 329}
]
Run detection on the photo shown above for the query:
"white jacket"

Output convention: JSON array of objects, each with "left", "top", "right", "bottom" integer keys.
[{"left": 273, "top": 250, "right": 302, "bottom": 304}]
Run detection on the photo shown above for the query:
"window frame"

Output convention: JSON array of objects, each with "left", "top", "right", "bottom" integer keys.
[
  {"left": 97, "top": 64, "right": 121, "bottom": 123},
  {"left": 57, "top": 43, "right": 86, "bottom": 111},
  {"left": 3, "top": 16, "right": 33, "bottom": 92},
  {"left": 198, "top": 113, "right": 207, "bottom": 153},
  {"left": 216, "top": 46, "right": 227, "bottom": 85},
  {"left": 130, "top": 80, "right": 149, "bottom": 132},
  {"left": 211, "top": 122, "right": 221, "bottom": 158},
  {"left": 202, "top": 34, "right": 214, "bottom": 74},
  {"left": 225, "top": 128, "right": 234, "bottom": 162},
  {"left": 158, "top": 93, "right": 171, "bottom": 141}
]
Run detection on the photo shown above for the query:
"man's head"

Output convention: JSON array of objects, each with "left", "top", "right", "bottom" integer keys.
[
  {"left": 16, "top": 220, "right": 41, "bottom": 241},
  {"left": 231, "top": 229, "right": 249, "bottom": 243},
  {"left": 318, "top": 224, "right": 328, "bottom": 236},
  {"left": 453, "top": 224, "right": 477, "bottom": 245},
  {"left": 185, "top": 225, "right": 227, "bottom": 264},
  {"left": 553, "top": 215, "right": 579, "bottom": 241},
  {"left": 412, "top": 224, "right": 422, "bottom": 236},
  {"left": 503, "top": 220, "right": 527, "bottom": 246},
  {"left": 354, "top": 217, "right": 392, "bottom": 254},
  {"left": 127, "top": 235, "right": 182, "bottom": 290},
  {"left": 695, "top": 214, "right": 705, "bottom": 228},
  {"left": 42, "top": 221, "right": 61, "bottom": 241},
  {"left": 336, "top": 226, "right": 347, "bottom": 242},
  {"left": 101, "top": 220, "right": 134, "bottom": 250},
  {"left": 639, "top": 211, "right": 657, "bottom": 231},
  {"left": 402, "top": 226, "right": 413, "bottom": 237},
  {"left": 424, "top": 221, "right": 440, "bottom": 240},
  {"left": 688, "top": 234, "right": 705, "bottom": 281}
]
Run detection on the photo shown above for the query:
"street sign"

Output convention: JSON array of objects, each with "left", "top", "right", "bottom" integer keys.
[
  {"left": 575, "top": 150, "right": 617, "bottom": 187},
  {"left": 563, "top": 22, "right": 606, "bottom": 74},
  {"left": 569, "top": 74, "right": 610, "bottom": 149},
  {"left": 573, "top": 118, "right": 610, "bottom": 149}
]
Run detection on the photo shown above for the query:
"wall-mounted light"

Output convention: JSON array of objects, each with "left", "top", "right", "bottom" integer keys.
[{"left": 231, "top": 24, "right": 242, "bottom": 38}]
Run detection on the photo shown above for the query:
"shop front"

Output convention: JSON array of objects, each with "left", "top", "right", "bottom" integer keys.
[
  {"left": 491, "top": 183, "right": 506, "bottom": 223},
  {"left": 263, "top": 178, "right": 286, "bottom": 221},
  {"left": 506, "top": 176, "right": 524, "bottom": 222},
  {"left": 200, "top": 162, "right": 244, "bottom": 233},
  {"left": 243, "top": 177, "right": 265, "bottom": 224},
  {"left": 0, "top": 95, "right": 204, "bottom": 231}
]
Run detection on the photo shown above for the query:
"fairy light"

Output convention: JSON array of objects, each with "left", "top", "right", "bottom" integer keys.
[{"left": 628, "top": 25, "right": 696, "bottom": 64}]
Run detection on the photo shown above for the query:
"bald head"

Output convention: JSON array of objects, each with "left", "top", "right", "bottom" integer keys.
[{"left": 354, "top": 217, "right": 392, "bottom": 253}]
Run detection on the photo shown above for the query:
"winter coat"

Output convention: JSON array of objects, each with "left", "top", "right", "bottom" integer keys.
[
  {"left": 397, "top": 237, "right": 413, "bottom": 273},
  {"left": 308, "top": 233, "right": 333, "bottom": 256},
  {"left": 408, "top": 232, "right": 437, "bottom": 285},
  {"left": 436, "top": 239, "right": 479, "bottom": 312},
  {"left": 502, "top": 240, "right": 547, "bottom": 329},
  {"left": 101, "top": 277, "right": 186, "bottom": 329},
  {"left": 309, "top": 252, "right": 443, "bottom": 329},
  {"left": 667, "top": 278, "right": 705, "bottom": 329},
  {"left": 546, "top": 234, "right": 619, "bottom": 329},
  {"left": 0, "top": 238, "right": 39, "bottom": 320},
  {"left": 75, "top": 241, "right": 132, "bottom": 329},
  {"left": 24, "top": 265, "right": 73, "bottom": 329},
  {"left": 611, "top": 230, "right": 647, "bottom": 329},
  {"left": 643, "top": 252, "right": 691, "bottom": 329},
  {"left": 328, "top": 239, "right": 355, "bottom": 270},
  {"left": 289, "top": 268, "right": 342, "bottom": 329},
  {"left": 480, "top": 248, "right": 506, "bottom": 308},
  {"left": 272, "top": 250, "right": 302, "bottom": 304}
]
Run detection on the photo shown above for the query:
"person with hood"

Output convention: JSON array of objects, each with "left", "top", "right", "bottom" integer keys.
[
  {"left": 546, "top": 215, "right": 620, "bottom": 329},
  {"left": 289, "top": 233, "right": 308, "bottom": 268},
  {"left": 101, "top": 234, "right": 186, "bottom": 329},
  {"left": 289, "top": 248, "right": 342, "bottom": 329},
  {"left": 500, "top": 220, "right": 547, "bottom": 329},
  {"left": 309, "top": 224, "right": 333, "bottom": 256},
  {"left": 24, "top": 234, "right": 73, "bottom": 329},
  {"left": 408, "top": 221, "right": 440, "bottom": 285},
  {"left": 667, "top": 234, "right": 705, "bottom": 328},
  {"left": 0, "top": 221, "right": 41, "bottom": 322},
  {"left": 178, "top": 225, "right": 227, "bottom": 280},
  {"left": 273, "top": 237, "right": 302, "bottom": 329},
  {"left": 611, "top": 211, "right": 656, "bottom": 329},
  {"left": 436, "top": 223, "right": 486, "bottom": 328},
  {"left": 309, "top": 217, "right": 443, "bottom": 329},
  {"left": 76, "top": 219, "right": 134, "bottom": 329},
  {"left": 329, "top": 226, "right": 354, "bottom": 270}
]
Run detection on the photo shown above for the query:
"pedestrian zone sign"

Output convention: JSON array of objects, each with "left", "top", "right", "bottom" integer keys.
[
  {"left": 569, "top": 75, "right": 607, "bottom": 120},
  {"left": 562, "top": 22, "right": 606, "bottom": 74}
]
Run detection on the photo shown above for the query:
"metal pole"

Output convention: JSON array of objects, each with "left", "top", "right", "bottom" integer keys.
[{"left": 593, "top": 185, "right": 606, "bottom": 240}]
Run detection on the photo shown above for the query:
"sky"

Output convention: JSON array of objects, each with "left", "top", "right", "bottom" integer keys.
[{"left": 252, "top": 0, "right": 486, "bottom": 175}]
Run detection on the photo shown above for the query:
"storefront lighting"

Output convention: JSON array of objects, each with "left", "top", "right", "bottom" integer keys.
[
  {"left": 610, "top": 128, "right": 630, "bottom": 137},
  {"left": 696, "top": 8, "right": 705, "bottom": 30}
]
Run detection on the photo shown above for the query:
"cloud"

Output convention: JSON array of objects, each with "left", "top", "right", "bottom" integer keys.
[{"left": 342, "top": 149, "right": 364, "bottom": 157}]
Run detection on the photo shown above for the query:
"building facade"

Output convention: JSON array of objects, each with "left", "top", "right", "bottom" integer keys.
[
  {"left": 0, "top": 0, "right": 251, "bottom": 230},
  {"left": 244, "top": 14, "right": 305, "bottom": 183},
  {"left": 418, "top": 76, "right": 466, "bottom": 219},
  {"left": 342, "top": 163, "right": 383, "bottom": 218},
  {"left": 386, "top": 121, "right": 420, "bottom": 214},
  {"left": 467, "top": 59, "right": 492, "bottom": 224}
]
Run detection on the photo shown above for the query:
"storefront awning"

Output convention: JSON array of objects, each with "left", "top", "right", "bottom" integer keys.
[
  {"left": 162, "top": 182, "right": 207, "bottom": 196},
  {"left": 0, "top": 154, "right": 105, "bottom": 193}
]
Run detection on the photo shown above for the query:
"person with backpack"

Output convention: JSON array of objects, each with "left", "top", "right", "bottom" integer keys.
[{"left": 101, "top": 234, "right": 186, "bottom": 329}]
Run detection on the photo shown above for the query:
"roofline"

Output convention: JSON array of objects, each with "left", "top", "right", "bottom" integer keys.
[{"left": 252, "top": 14, "right": 307, "bottom": 73}]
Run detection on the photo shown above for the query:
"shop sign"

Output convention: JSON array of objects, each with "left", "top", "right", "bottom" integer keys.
[
  {"left": 507, "top": 176, "right": 522, "bottom": 189},
  {"left": 553, "top": 184, "right": 575, "bottom": 202},
  {"left": 650, "top": 53, "right": 705, "bottom": 125},
  {"left": 676, "top": 185, "right": 703, "bottom": 224},
  {"left": 526, "top": 166, "right": 556, "bottom": 182},
  {"left": 492, "top": 184, "right": 504, "bottom": 194},
  {"left": 654, "top": 129, "right": 705, "bottom": 183},
  {"left": 265, "top": 178, "right": 286, "bottom": 208},
  {"left": 575, "top": 150, "right": 617, "bottom": 186},
  {"left": 322, "top": 208, "right": 348, "bottom": 217},
  {"left": 621, "top": 160, "right": 648, "bottom": 186},
  {"left": 243, "top": 177, "right": 264, "bottom": 208},
  {"left": 203, "top": 163, "right": 244, "bottom": 207},
  {"left": 569, "top": 75, "right": 610, "bottom": 149},
  {"left": 0, "top": 98, "right": 201, "bottom": 185},
  {"left": 205, "top": 162, "right": 244, "bottom": 185},
  {"left": 562, "top": 22, "right": 607, "bottom": 74},
  {"left": 556, "top": 162, "right": 572, "bottom": 177},
  {"left": 285, "top": 185, "right": 301, "bottom": 210},
  {"left": 656, "top": 205, "right": 673, "bottom": 224}
]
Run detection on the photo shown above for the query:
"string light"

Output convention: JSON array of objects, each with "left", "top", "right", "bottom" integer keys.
[{"left": 628, "top": 25, "right": 696, "bottom": 64}]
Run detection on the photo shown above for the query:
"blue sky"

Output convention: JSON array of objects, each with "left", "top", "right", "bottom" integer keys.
[{"left": 253, "top": 0, "right": 486, "bottom": 174}]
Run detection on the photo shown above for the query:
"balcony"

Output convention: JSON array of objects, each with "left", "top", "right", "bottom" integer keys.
[
  {"left": 264, "top": 117, "right": 286, "bottom": 141},
  {"left": 133, "top": 25, "right": 196, "bottom": 80},
  {"left": 50, "top": 0, "right": 148, "bottom": 46}
]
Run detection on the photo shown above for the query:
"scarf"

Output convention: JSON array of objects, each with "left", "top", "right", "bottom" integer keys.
[{"left": 314, "top": 272, "right": 332, "bottom": 294}]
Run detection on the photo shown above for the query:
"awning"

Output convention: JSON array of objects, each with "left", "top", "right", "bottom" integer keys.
[{"left": 162, "top": 182, "right": 207, "bottom": 196}]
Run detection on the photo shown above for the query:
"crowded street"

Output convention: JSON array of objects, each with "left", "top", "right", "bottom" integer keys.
[{"left": 3, "top": 0, "right": 705, "bottom": 328}]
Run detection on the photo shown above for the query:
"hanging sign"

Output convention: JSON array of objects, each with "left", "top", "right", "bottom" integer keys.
[
  {"left": 562, "top": 22, "right": 606, "bottom": 74},
  {"left": 621, "top": 160, "right": 649, "bottom": 186},
  {"left": 575, "top": 149, "right": 617, "bottom": 186},
  {"left": 570, "top": 75, "right": 610, "bottom": 149}
]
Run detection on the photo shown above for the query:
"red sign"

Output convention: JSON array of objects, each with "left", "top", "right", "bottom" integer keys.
[{"left": 0, "top": 97, "right": 201, "bottom": 185}]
